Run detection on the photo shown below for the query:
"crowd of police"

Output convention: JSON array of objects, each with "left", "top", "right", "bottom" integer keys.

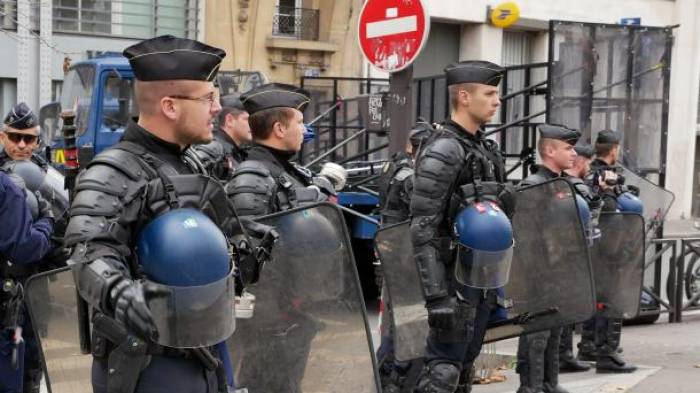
[{"left": 0, "top": 34, "right": 648, "bottom": 393}]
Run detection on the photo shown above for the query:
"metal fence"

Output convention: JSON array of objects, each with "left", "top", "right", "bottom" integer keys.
[
  {"left": 547, "top": 20, "right": 673, "bottom": 180},
  {"left": 272, "top": 6, "right": 319, "bottom": 41}
]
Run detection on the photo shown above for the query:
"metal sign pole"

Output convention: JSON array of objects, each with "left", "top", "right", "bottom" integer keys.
[{"left": 388, "top": 65, "right": 415, "bottom": 156}]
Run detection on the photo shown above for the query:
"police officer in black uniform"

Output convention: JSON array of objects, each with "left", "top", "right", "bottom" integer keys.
[
  {"left": 410, "top": 61, "right": 516, "bottom": 393},
  {"left": 63, "top": 35, "right": 243, "bottom": 393},
  {"left": 516, "top": 124, "right": 595, "bottom": 393},
  {"left": 377, "top": 119, "right": 433, "bottom": 225},
  {"left": 579, "top": 130, "right": 637, "bottom": 373},
  {"left": 558, "top": 143, "right": 596, "bottom": 374},
  {"left": 376, "top": 119, "right": 433, "bottom": 392},
  {"left": 0, "top": 103, "right": 59, "bottom": 393},
  {"left": 226, "top": 83, "right": 338, "bottom": 217},
  {"left": 192, "top": 94, "right": 250, "bottom": 181}
]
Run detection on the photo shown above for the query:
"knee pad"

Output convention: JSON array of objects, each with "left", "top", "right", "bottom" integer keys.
[{"left": 416, "top": 361, "right": 461, "bottom": 393}]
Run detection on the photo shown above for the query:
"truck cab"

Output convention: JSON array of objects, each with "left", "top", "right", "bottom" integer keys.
[{"left": 40, "top": 53, "right": 135, "bottom": 169}]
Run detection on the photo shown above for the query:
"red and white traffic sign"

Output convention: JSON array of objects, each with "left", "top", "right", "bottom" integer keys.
[{"left": 357, "top": 0, "right": 430, "bottom": 73}]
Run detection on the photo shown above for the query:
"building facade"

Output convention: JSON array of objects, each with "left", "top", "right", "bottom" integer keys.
[
  {"left": 366, "top": 0, "right": 699, "bottom": 221},
  {"left": 0, "top": 0, "right": 203, "bottom": 116},
  {"left": 204, "top": 0, "right": 364, "bottom": 86}
]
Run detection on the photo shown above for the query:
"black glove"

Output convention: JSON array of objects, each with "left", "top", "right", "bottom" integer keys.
[
  {"left": 426, "top": 296, "right": 457, "bottom": 330},
  {"left": 232, "top": 220, "right": 279, "bottom": 287},
  {"left": 110, "top": 280, "right": 165, "bottom": 341},
  {"left": 35, "top": 191, "right": 54, "bottom": 220}
]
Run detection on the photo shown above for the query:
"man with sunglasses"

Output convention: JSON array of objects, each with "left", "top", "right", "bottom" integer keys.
[
  {"left": 0, "top": 103, "right": 46, "bottom": 168},
  {"left": 0, "top": 102, "right": 59, "bottom": 393}
]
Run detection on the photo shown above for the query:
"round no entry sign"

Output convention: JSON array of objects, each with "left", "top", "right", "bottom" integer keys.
[{"left": 357, "top": 0, "right": 430, "bottom": 73}]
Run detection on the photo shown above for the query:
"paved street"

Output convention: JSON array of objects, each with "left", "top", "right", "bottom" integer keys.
[{"left": 468, "top": 311, "right": 700, "bottom": 393}]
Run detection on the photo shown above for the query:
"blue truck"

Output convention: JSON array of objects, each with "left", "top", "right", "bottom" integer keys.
[{"left": 40, "top": 53, "right": 383, "bottom": 296}]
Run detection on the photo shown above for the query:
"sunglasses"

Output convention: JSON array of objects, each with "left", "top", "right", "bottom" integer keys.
[{"left": 4, "top": 132, "right": 39, "bottom": 144}]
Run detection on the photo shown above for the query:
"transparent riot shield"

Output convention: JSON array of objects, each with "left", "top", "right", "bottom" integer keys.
[
  {"left": 375, "top": 178, "right": 596, "bottom": 357},
  {"left": 25, "top": 267, "right": 92, "bottom": 393},
  {"left": 374, "top": 221, "right": 426, "bottom": 362},
  {"left": 619, "top": 166, "right": 674, "bottom": 238},
  {"left": 590, "top": 212, "right": 645, "bottom": 319},
  {"left": 228, "top": 203, "right": 380, "bottom": 392},
  {"left": 483, "top": 178, "right": 596, "bottom": 342}
]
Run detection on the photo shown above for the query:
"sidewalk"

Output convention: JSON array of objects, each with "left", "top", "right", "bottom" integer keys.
[{"left": 472, "top": 311, "right": 700, "bottom": 393}]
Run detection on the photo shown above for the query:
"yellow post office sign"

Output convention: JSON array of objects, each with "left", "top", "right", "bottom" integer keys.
[{"left": 490, "top": 2, "right": 520, "bottom": 28}]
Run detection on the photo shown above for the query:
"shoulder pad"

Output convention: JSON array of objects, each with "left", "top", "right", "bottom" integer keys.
[
  {"left": 87, "top": 148, "right": 150, "bottom": 181},
  {"left": 394, "top": 167, "right": 413, "bottom": 182},
  {"left": 74, "top": 163, "right": 141, "bottom": 198},
  {"left": 519, "top": 172, "right": 546, "bottom": 188},
  {"left": 232, "top": 160, "right": 272, "bottom": 178},
  {"left": 420, "top": 136, "right": 466, "bottom": 164},
  {"left": 192, "top": 140, "right": 224, "bottom": 163}
]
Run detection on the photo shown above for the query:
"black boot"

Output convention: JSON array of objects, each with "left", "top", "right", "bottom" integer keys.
[
  {"left": 577, "top": 316, "right": 599, "bottom": 362},
  {"left": 595, "top": 318, "right": 637, "bottom": 374},
  {"left": 559, "top": 325, "right": 590, "bottom": 372}
]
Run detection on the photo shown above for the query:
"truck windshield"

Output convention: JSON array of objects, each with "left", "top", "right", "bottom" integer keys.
[
  {"left": 100, "top": 72, "right": 135, "bottom": 133},
  {"left": 56, "top": 65, "right": 96, "bottom": 139}
]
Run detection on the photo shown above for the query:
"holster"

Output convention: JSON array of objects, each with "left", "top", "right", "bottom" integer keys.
[{"left": 92, "top": 313, "right": 225, "bottom": 393}]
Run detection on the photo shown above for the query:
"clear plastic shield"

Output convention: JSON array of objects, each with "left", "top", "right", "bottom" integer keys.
[
  {"left": 619, "top": 166, "right": 674, "bottom": 238},
  {"left": 484, "top": 178, "right": 596, "bottom": 342},
  {"left": 590, "top": 213, "right": 645, "bottom": 319},
  {"left": 375, "top": 178, "right": 596, "bottom": 358},
  {"left": 374, "top": 221, "right": 427, "bottom": 361},
  {"left": 228, "top": 203, "right": 379, "bottom": 392},
  {"left": 25, "top": 267, "right": 92, "bottom": 393},
  {"left": 146, "top": 273, "right": 236, "bottom": 348}
]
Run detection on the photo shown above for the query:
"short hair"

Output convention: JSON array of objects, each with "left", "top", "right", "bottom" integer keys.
[
  {"left": 537, "top": 138, "right": 556, "bottom": 159},
  {"left": 217, "top": 107, "right": 246, "bottom": 129},
  {"left": 248, "top": 107, "right": 294, "bottom": 140},
  {"left": 595, "top": 142, "right": 617, "bottom": 157},
  {"left": 448, "top": 83, "right": 477, "bottom": 111}
]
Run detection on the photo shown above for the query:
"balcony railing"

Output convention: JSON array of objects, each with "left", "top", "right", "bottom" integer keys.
[{"left": 272, "top": 6, "right": 319, "bottom": 41}]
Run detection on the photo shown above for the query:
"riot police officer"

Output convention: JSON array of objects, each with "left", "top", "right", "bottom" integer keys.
[
  {"left": 192, "top": 94, "right": 250, "bottom": 181},
  {"left": 226, "top": 83, "right": 344, "bottom": 217},
  {"left": 377, "top": 119, "right": 433, "bottom": 225},
  {"left": 558, "top": 143, "right": 597, "bottom": 374},
  {"left": 516, "top": 124, "right": 587, "bottom": 393},
  {"left": 376, "top": 119, "right": 434, "bottom": 392},
  {"left": 410, "top": 61, "right": 516, "bottom": 393},
  {"left": 0, "top": 103, "right": 59, "bottom": 393},
  {"left": 579, "top": 130, "right": 637, "bottom": 373},
  {"left": 63, "top": 35, "right": 241, "bottom": 393}
]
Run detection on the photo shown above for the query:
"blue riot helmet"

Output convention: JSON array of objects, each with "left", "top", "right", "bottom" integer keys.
[
  {"left": 453, "top": 202, "right": 514, "bottom": 289},
  {"left": 303, "top": 124, "right": 316, "bottom": 143},
  {"left": 136, "top": 208, "right": 235, "bottom": 348},
  {"left": 617, "top": 192, "right": 644, "bottom": 214}
]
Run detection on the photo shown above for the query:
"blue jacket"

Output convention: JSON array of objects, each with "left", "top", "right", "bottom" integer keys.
[{"left": 0, "top": 171, "right": 53, "bottom": 264}]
